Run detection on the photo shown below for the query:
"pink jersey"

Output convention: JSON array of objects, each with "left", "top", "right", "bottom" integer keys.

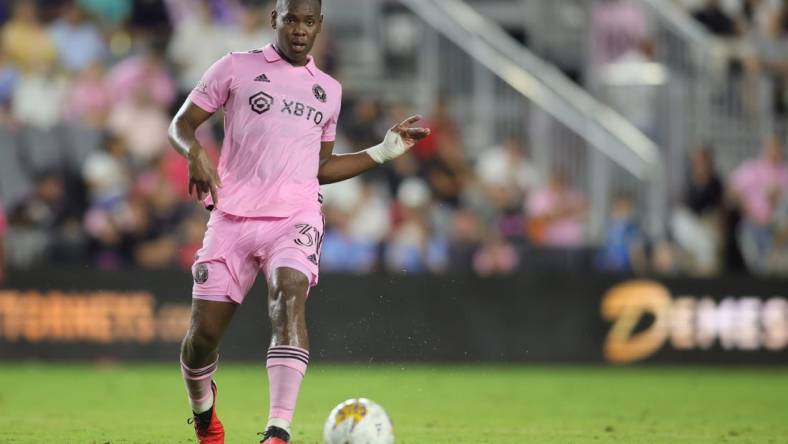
[
  {"left": 731, "top": 158, "right": 788, "bottom": 225},
  {"left": 189, "top": 44, "right": 342, "bottom": 218}
]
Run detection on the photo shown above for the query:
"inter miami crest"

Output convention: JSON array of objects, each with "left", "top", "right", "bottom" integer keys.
[
  {"left": 249, "top": 91, "right": 274, "bottom": 114},
  {"left": 313, "top": 84, "right": 327, "bottom": 103},
  {"left": 194, "top": 263, "right": 209, "bottom": 284}
]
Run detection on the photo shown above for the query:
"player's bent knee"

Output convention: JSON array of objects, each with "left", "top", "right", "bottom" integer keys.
[
  {"left": 269, "top": 268, "right": 310, "bottom": 302},
  {"left": 187, "top": 324, "right": 223, "bottom": 353}
]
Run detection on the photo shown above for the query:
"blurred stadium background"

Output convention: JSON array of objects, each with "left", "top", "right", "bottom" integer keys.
[{"left": 1, "top": 0, "right": 787, "bottom": 442}]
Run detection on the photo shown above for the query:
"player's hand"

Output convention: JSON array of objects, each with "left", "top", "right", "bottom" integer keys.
[
  {"left": 390, "top": 115, "right": 431, "bottom": 149},
  {"left": 366, "top": 115, "right": 431, "bottom": 164},
  {"left": 188, "top": 145, "right": 222, "bottom": 206}
]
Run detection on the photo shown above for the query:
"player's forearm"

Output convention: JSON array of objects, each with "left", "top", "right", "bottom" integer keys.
[
  {"left": 168, "top": 118, "right": 202, "bottom": 158},
  {"left": 317, "top": 152, "right": 379, "bottom": 185},
  {"left": 318, "top": 116, "right": 429, "bottom": 184},
  {"left": 169, "top": 102, "right": 214, "bottom": 158}
]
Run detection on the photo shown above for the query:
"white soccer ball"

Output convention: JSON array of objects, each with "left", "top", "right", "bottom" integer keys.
[{"left": 323, "top": 398, "right": 395, "bottom": 444}]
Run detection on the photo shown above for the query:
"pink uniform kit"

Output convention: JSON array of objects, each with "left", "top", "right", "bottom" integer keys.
[
  {"left": 188, "top": 44, "right": 341, "bottom": 301},
  {"left": 172, "top": 6, "right": 430, "bottom": 440}
]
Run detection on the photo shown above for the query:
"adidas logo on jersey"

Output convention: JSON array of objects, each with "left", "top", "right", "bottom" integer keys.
[{"left": 254, "top": 73, "right": 270, "bottom": 82}]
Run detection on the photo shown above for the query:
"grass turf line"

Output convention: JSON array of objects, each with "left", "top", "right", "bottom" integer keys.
[{"left": 0, "top": 364, "right": 786, "bottom": 443}]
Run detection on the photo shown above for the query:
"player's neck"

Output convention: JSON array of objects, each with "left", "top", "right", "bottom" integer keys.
[{"left": 272, "top": 44, "right": 309, "bottom": 67}]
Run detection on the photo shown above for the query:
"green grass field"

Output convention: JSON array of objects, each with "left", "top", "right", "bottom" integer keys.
[{"left": 1, "top": 364, "right": 786, "bottom": 444}]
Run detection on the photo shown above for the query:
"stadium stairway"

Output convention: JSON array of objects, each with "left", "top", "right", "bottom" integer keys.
[{"left": 378, "top": 0, "right": 665, "bottom": 240}]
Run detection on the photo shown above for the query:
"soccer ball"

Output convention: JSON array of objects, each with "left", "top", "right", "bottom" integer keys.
[{"left": 323, "top": 398, "right": 395, "bottom": 444}]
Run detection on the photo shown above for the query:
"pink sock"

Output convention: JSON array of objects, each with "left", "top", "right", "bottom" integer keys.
[
  {"left": 181, "top": 359, "right": 218, "bottom": 414},
  {"left": 266, "top": 346, "right": 309, "bottom": 427}
]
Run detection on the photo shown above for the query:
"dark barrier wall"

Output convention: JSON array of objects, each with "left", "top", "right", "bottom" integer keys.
[{"left": 1, "top": 270, "right": 787, "bottom": 364}]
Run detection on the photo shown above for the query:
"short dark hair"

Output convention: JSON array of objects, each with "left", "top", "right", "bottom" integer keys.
[{"left": 275, "top": 0, "right": 322, "bottom": 9}]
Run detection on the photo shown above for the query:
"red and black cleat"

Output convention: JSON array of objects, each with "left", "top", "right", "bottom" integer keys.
[
  {"left": 188, "top": 381, "right": 225, "bottom": 444},
  {"left": 259, "top": 426, "right": 290, "bottom": 444}
]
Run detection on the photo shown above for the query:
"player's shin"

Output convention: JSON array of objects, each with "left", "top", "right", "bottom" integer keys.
[
  {"left": 265, "top": 346, "right": 309, "bottom": 434},
  {"left": 181, "top": 358, "right": 218, "bottom": 414}
]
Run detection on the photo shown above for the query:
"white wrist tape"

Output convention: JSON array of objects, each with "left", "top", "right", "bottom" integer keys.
[{"left": 365, "top": 130, "right": 408, "bottom": 164}]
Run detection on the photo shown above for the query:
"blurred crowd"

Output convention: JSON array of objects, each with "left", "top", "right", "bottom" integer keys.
[
  {"left": 1, "top": 0, "right": 788, "bottom": 281},
  {"left": 583, "top": 0, "right": 788, "bottom": 276},
  {"left": 591, "top": 0, "right": 788, "bottom": 77},
  {"left": 587, "top": 0, "right": 788, "bottom": 116},
  {"left": 680, "top": 0, "right": 788, "bottom": 114},
  {"left": 676, "top": 0, "right": 788, "bottom": 275},
  {"left": 0, "top": 0, "right": 295, "bottom": 276}
]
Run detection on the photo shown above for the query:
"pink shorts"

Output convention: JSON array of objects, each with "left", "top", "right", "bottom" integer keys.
[{"left": 191, "top": 209, "right": 324, "bottom": 304}]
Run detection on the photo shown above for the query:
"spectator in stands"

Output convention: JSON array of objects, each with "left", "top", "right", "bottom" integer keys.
[
  {"left": 85, "top": 155, "right": 191, "bottom": 270},
  {"left": 81, "top": 134, "right": 130, "bottom": 208},
  {"left": 448, "top": 208, "right": 482, "bottom": 273},
  {"left": 596, "top": 193, "right": 643, "bottom": 272},
  {"left": 129, "top": 0, "right": 171, "bottom": 39},
  {"left": 590, "top": 0, "right": 649, "bottom": 67},
  {"left": 730, "top": 135, "right": 788, "bottom": 273},
  {"left": 107, "top": 41, "right": 176, "bottom": 108},
  {"left": 165, "top": 0, "right": 241, "bottom": 26},
  {"left": 767, "top": 188, "right": 788, "bottom": 272},
  {"left": 413, "top": 96, "right": 459, "bottom": 162},
  {"left": 84, "top": 196, "right": 132, "bottom": 269},
  {"left": 77, "top": 0, "right": 131, "bottom": 26},
  {"left": 168, "top": 0, "right": 227, "bottom": 97},
  {"left": 133, "top": 170, "right": 189, "bottom": 269},
  {"left": 475, "top": 138, "right": 542, "bottom": 237},
  {"left": 223, "top": 1, "right": 273, "bottom": 52},
  {"left": 8, "top": 172, "right": 69, "bottom": 264},
  {"left": 1, "top": 0, "right": 56, "bottom": 73},
  {"left": 650, "top": 238, "right": 684, "bottom": 275},
  {"left": 0, "top": 43, "right": 19, "bottom": 124},
  {"left": 420, "top": 126, "right": 468, "bottom": 207},
  {"left": 423, "top": 139, "right": 467, "bottom": 207},
  {"left": 671, "top": 146, "right": 724, "bottom": 275},
  {"left": 0, "top": 2, "right": 9, "bottom": 25},
  {"left": 66, "top": 61, "right": 110, "bottom": 127},
  {"left": 737, "top": 0, "right": 778, "bottom": 34},
  {"left": 107, "top": 82, "right": 171, "bottom": 164},
  {"left": 13, "top": 170, "right": 71, "bottom": 231},
  {"left": 526, "top": 171, "right": 587, "bottom": 248},
  {"left": 384, "top": 178, "right": 449, "bottom": 274},
  {"left": 343, "top": 98, "right": 385, "bottom": 149},
  {"left": 49, "top": 1, "right": 107, "bottom": 74},
  {"left": 11, "top": 58, "right": 68, "bottom": 130},
  {"left": 473, "top": 232, "right": 520, "bottom": 277},
  {"left": 476, "top": 138, "right": 541, "bottom": 197},
  {"left": 320, "top": 179, "right": 384, "bottom": 273},
  {"left": 747, "top": 1, "right": 788, "bottom": 113},
  {"left": 692, "top": 0, "right": 741, "bottom": 36},
  {"left": 378, "top": 103, "right": 422, "bottom": 196}
]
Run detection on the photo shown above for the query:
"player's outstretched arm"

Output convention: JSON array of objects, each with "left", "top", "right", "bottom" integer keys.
[
  {"left": 168, "top": 100, "right": 223, "bottom": 206},
  {"left": 317, "top": 115, "right": 430, "bottom": 185}
]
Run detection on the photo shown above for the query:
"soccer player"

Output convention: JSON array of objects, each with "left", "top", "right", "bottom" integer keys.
[{"left": 168, "top": 1, "right": 430, "bottom": 443}]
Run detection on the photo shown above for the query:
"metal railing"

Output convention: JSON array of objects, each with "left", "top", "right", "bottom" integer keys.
[
  {"left": 400, "top": 0, "right": 665, "bottom": 239},
  {"left": 635, "top": 0, "right": 774, "bottom": 177}
]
